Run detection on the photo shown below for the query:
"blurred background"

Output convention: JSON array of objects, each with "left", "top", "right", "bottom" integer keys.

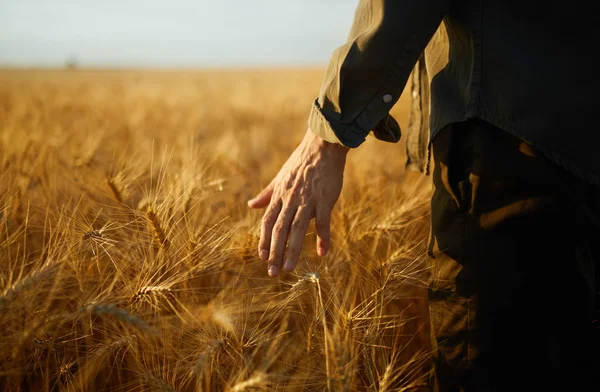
[{"left": 0, "top": 0, "right": 356, "bottom": 69}]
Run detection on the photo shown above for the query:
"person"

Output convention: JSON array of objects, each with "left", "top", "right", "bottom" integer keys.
[{"left": 247, "top": 1, "right": 600, "bottom": 390}]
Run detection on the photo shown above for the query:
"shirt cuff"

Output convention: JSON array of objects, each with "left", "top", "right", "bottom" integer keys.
[{"left": 308, "top": 99, "right": 401, "bottom": 148}]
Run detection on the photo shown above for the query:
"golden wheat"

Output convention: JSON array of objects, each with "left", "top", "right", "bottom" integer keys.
[{"left": 0, "top": 69, "right": 433, "bottom": 391}]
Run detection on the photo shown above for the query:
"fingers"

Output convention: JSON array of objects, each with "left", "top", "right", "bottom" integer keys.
[
  {"left": 261, "top": 202, "right": 329, "bottom": 276},
  {"left": 259, "top": 200, "right": 282, "bottom": 261},
  {"left": 248, "top": 182, "right": 274, "bottom": 209},
  {"left": 268, "top": 206, "right": 297, "bottom": 277},
  {"left": 315, "top": 206, "right": 332, "bottom": 256},
  {"left": 282, "top": 207, "right": 311, "bottom": 272}
]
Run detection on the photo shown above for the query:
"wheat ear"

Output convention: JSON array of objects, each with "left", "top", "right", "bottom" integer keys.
[
  {"left": 146, "top": 205, "right": 169, "bottom": 248},
  {"left": 105, "top": 177, "right": 123, "bottom": 203}
]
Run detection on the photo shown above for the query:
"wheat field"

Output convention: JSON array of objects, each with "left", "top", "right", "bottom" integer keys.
[{"left": 0, "top": 69, "right": 433, "bottom": 391}]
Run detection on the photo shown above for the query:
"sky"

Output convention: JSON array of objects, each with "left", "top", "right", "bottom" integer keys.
[{"left": 0, "top": 0, "right": 357, "bottom": 68}]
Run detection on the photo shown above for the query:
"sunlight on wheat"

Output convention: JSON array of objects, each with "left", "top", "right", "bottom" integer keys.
[{"left": 0, "top": 69, "right": 433, "bottom": 391}]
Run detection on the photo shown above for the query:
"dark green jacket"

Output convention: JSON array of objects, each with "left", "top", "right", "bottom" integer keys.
[{"left": 308, "top": 0, "right": 599, "bottom": 185}]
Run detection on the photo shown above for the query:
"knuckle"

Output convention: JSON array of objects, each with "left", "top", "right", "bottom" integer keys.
[
  {"left": 273, "top": 222, "right": 285, "bottom": 234},
  {"left": 262, "top": 214, "right": 277, "bottom": 226},
  {"left": 286, "top": 247, "right": 299, "bottom": 258},
  {"left": 291, "top": 219, "right": 303, "bottom": 230},
  {"left": 281, "top": 206, "right": 296, "bottom": 216}
]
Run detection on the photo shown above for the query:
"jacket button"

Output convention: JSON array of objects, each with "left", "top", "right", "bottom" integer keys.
[{"left": 382, "top": 94, "right": 393, "bottom": 103}]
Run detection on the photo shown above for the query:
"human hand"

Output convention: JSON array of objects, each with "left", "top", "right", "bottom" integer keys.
[{"left": 247, "top": 129, "right": 348, "bottom": 277}]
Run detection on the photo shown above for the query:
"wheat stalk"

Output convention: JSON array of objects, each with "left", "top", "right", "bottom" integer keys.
[
  {"left": 228, "top": 372, "right": 268, "bottom": 392},
  {"left": 79, "top": 303, "right": 156, "bottom": 335},
  {"left": 0, "top": 265, "right": 55, "bottom": 312},
  {"left": 306, "top": 272, "right": 332, "bottom": 392},
  {"left": 378, "top": 362, "right": 394, "bottom": 392},
  {"left": 12, "top": 312, "right": 67, "bottom": 359}
]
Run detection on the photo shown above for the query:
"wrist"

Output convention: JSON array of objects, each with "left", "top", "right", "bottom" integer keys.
[{"left": 306, "top": 128, "right": 350, "bottom": 157}]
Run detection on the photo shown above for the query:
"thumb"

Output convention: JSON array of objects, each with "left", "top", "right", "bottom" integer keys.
[{"left": 247, "top": 182, "right": 274, "bottom": 208}]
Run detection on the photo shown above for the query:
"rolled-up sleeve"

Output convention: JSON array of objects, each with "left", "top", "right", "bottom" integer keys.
[{"left": 308, "top": 0, "right": 449, "bottom": 148}]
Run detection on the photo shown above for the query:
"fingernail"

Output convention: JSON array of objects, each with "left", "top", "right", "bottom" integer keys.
[
  {"left": 268, "top": 265, "right": 279, "bottom": 277},
  {"left": 283, "top": 259, "right": 294, "bottom": 271},
  {"left": 260, "top": 250, "right": 269, "bottom": 261}
]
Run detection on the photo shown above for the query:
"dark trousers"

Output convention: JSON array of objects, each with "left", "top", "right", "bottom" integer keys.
[{"left": 428, "top": 119, "right": 600, "bottom": 391}]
